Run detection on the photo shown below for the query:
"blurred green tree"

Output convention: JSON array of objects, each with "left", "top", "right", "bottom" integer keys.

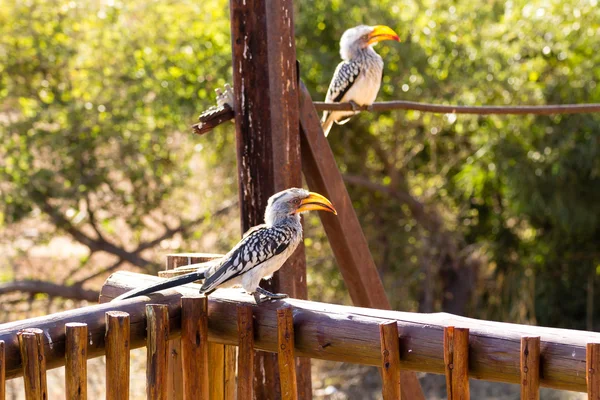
[{"left": 1, "top": 0, "right": 599, "bottom": 331}]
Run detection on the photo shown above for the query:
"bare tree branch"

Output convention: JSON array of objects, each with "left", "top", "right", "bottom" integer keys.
[
  {"left": 0, "top": 280, "right": 99, "bottom": 302},
  {"left": 85, "top": 193, "right": 105, "bottom": 242},
  {"left": 313, "top": 100, "right": 600, "bottom": 115},
  {"left": 35, "top": 194, "right": 157, "bottom": 268},
  {"left": 73, "top": 258, "right": 125, "bottom": 286},
  {"left": 135, "top": 200, "right": 236, "bottom": 252},
  {"left": 342, "top": 173, "right": 436, "bottom": 230}
]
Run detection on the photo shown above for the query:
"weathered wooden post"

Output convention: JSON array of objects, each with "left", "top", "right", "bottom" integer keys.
[{"left": 229, "top": 0, "right": 310, "bottom": 398}]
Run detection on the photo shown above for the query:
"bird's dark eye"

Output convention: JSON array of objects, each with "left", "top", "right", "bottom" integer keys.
[{"left": 293, "top": 198, "right": 301, "bottom": 206}]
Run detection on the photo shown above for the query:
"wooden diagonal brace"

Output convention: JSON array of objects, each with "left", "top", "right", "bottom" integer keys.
[{"left": 298, "top": 79, "right": 426, "bottom": 400}]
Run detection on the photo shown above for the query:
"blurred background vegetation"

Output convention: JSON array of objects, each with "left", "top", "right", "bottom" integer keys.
[{"left": 0, "top": 0, "right": 599, "bottom": 397}]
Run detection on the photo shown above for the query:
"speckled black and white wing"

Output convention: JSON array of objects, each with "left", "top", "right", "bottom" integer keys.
[
  {"left": 199, "top": 224, "right": 298, "bottom": 294},
  {"left": 325, "top": 60, "right": 362, "bottom": 104}
]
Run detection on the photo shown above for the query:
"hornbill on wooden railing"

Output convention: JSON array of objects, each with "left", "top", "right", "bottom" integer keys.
[
  {"left": 113, "top": 188, "right": 336, "bottom": 304},
  {"left": 321, "top": 25, "right": 400, "bottom": 136}
]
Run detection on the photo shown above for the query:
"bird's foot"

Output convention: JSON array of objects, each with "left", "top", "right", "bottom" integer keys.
[
  {"left": 349, "top": 100, "right": 361, "bottom": 112},
  {"left": 253, "top": 287, "right": 289, "bottom": 304}
]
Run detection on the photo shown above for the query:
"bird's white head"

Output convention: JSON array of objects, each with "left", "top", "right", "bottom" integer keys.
[
  {"left": 339, "top": 25, "right": 400, "bottom": 60},
  {"left": 264, "top": 188, "right": 337, "bottom": 226}
]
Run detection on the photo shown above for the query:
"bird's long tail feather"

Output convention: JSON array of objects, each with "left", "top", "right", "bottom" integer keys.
[
  {"left": 321, "top": 112, "right": 335, "bottom": 137},
  {"left": 112, "top": 269, "right": 206, "bottom": 301}
]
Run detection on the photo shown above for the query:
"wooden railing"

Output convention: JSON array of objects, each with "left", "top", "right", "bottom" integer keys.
[{"left": 1, "top": 269, "right": 600, "bottom": 399}]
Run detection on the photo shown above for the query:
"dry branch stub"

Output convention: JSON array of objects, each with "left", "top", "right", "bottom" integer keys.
[
  {"left": 146, "top": 305, "right": 169, "bottom": 400},
  {"left": 380, "top": 322, "right": 402, "bottom": 400},
  {"left": 443, "top": 327, "right": 470, "bottom": 400},
  {"left": 105, "top": 311, "right": 130, "bottom": 400},
  {"left": 520, "top": 336, "right": 541, "bottom": 400},
  {"left": 65, "top": 323, "right": 88, "bottom": 400},
  {"left": 237, "top": 304, "right": 254, "bottom": 400},
  {"left": 17, "top": 328, "right": 47, "bottom": 400},
  {"left": 277, "top": 307, "right": 298, "bottom": 400},
  {"left": 588, "top": 343, "right": 600, "bottom": 399},
  {"left": 190, "top": 100, "right": 600, "bottom": 137},
  {"left": 181, "top": 296, "right": 209, "bottom": 400}
]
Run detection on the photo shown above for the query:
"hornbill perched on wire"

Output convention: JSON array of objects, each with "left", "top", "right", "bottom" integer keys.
[
  {"left": 113, "top": 188, "right": 337, "bottom": 304},
  {"left": 321, "top": 25, "right": 400, "bottom": 136}
]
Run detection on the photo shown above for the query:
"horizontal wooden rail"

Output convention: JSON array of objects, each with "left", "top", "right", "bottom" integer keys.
[
  {"left": 2, "top": 270, "right": 600, "bottom": 393},
  {"left": 100, "top": 272, "right": 599, "bottom": 393},
  {"left": 0, "top": 289, "right": 184, "bottom": 380}
]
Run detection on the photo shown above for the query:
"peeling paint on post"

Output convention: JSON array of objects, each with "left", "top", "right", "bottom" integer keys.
[{"left": 229, "top": 0, "right": 310, "bottom": 398}]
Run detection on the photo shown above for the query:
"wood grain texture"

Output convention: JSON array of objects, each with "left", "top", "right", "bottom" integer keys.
[
  {"left": 4, "top": 271, "right": 600, "bottom": 393},
  {"left": 237, "top": 305, "right": 254, "bottom": 400},
  {"left": 444, "top": 327, "right": 470, "bottom": 400},
  {"left": 277, "top": 307, "right": 298, "bottom": 400},
  {"left": 166, "top": 339, "right": 183, "bottom": 400},
  {"left": 65, "top": 323, "right": 87, "bottom": 400},
  {"left": 380, "top": 322, "right": 401, "bottom": 400},
  {"left": 520, "top": 336, "right": 540, "bottom": 400},
  {"left": 165, "top": 254, "right": 223, "bottom": 270},
  {"left": 17, "top": 328, "right": 47, "bottom": 400},
  {"left": 298, "top": 80, "right": 424, "bottom": 399},
  {"left": 105, "top": 311, "right": 130, "bottom": 400},
  {"left": 224, "top": 345, "right": 236, "bottom": 399},
  {"left": 164, "top": 254, "right": 216, "bottom": 400},
  {"left": 96, "top": 272, "right": 600, "bottom": 393},
  {"left": 181, "top": 296, "right": 209, "bottom": 400},
  {"left": 146, "top": 305, "right": 169, "bottom": 400},
  {"left": 229, "top": 0, "right": 309, "bottom": 397},
  {"left": 207, "top": 343, "right": 224, "bottom": 400},
  {"left": 1, "top": 287, "right": 184, "bottom": 381},
  {"left": 0, "top": 340, "right": 5, "bottom": 400},
  {"left": 588, "top": 343, "right": 600, "bottom": 399},
  {"left": 298, "top": 80, "right": 390, "bottom": 310}
]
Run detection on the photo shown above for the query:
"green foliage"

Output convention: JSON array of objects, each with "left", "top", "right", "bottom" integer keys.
[
  {"left": 1, "top": 0, "right": 600, "bottom": 329},
  {"left": 297, "top": 0, "right": 600, "bottom": 327},
  {"left": 0, "top": 0, "right": 235, "bottom": 239}
]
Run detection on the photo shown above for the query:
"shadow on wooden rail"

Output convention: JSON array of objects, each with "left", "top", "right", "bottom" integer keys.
[{"left": 2, "top": 270, "right": 600, "bottom": 398}]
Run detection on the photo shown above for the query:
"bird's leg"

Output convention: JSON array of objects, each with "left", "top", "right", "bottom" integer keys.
[
  {"left": 254, "top": 287, "right": 288, "bottom": 303},
  {"left": 349, "top": 100, "right": 360, "bottom": 112},
  {"left": 253, "top": 292, "right": 263, "bottom": 304}
]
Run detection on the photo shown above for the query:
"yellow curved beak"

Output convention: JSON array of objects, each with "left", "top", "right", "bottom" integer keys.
[
  {"left": 295, "top": 192, "right": 337, "bottom": 215},
  {"left": 367, "top": 25, "right": 401, "bottom": 45}
]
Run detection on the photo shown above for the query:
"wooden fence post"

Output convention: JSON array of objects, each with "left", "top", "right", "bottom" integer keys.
[
  {"left": 17, "top": 328, "right": 47, "bottom": 400},
  {"left": 588, "top": 343, "right": 600, "bottom": 399},
  {"left": 105, "top": 311, "right": 130, "bottom": 400},
  {"left": 277, "top": 307, "right": 298, "bottom": 400},
  {"left": 146, "top": 305, "right": 169, "bottom": 400},
  {"left": 65, "top": 322, "right": 88, "bottom": 400},
  {"left": 443, "top": 327, "right": 470, "bottom": 400},
  {"left": 520, "top": 336, "right": 540, "bottom": 400},
  {"left": 163, "top": 254, "right": 234, "bottom": 400},
  {"left": 237, "top": 305, "right": 255, "bottom": 400},
  {"left": 380, "top": 322, "right": 401, "bottom": 400},
  {"left": 181, "top": 296, "right": 209, "bottom": 400}
]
